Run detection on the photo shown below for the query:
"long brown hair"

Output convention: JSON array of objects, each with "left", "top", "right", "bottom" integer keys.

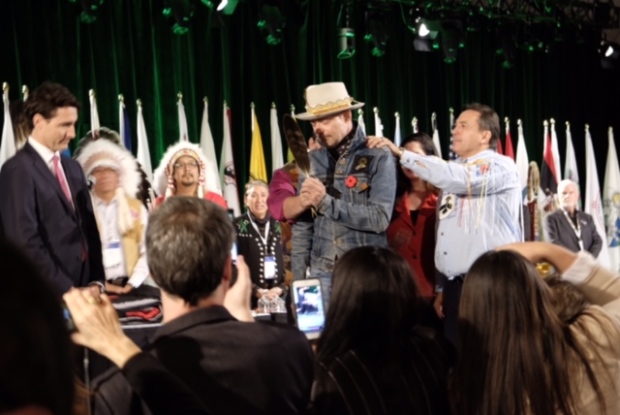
[{"left": 451, "top": 250, "right": 606, "bottom": 415}]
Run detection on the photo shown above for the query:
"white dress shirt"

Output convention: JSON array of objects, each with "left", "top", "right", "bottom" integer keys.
[{"left": 28, "top": 137, "right": 72, "bottom": 194}]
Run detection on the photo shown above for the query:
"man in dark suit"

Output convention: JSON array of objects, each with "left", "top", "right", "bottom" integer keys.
[
  {"left": 92, "top": 197, "right": 314, "bottom": 415},
  {"left": 545, "top": 179, "right": 602, "bottom": 257},
  {"left": 0, "top": 82, "right": 104, "bottom": 294}
]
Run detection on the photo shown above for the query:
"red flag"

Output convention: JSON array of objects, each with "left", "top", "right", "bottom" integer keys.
[
  {"left": 504, "top": 126, "right": 515, "bottom": 160},
  {"left": 541, "top": 124, "right": 558, "bottom": 195}
]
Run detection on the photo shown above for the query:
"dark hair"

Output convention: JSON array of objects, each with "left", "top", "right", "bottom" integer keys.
[
  {"left": 545, "top": 275, "right": 589, "bottom": 324},
  {"left": 0, "top": 239, "right": 75, "bottom": 415},
  {"left": 464, "top": 103, "right": 499, "bottom": 151},
  {"left": 24, "top": 82, "right": 80, "bottom": 130},
  {"left": 452, "top": 250, "right": 605, "bottom": 415},
  {"left": 316, "top": 246, "right": 420, "bottom": 363},
  {"left": 396, "top": 132, "right": 439, "bottom": 197},
  {"left": 146, "top": 197, "right": 234, "bottom": 306}
]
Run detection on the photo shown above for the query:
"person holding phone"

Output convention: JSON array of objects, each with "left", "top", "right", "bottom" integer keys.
[{"left": 235, "top": 180, "right": 286, "bottom": 308}]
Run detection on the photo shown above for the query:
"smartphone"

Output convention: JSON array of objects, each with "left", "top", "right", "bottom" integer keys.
[
  {"left": 61, "top": 302, "right": 76, "bottom": 332},
  {"left": 230, "top": 241, "right": 238, "bottom": 287},
  {"left": 291, "top": 279, "right": 326, "bottom": 340}
]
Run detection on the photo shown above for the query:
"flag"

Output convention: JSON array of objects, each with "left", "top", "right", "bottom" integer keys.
[
  {"left": 504, "top": 118, "right": 515, "bottom": 160},
  {"left": 564, "top": 121, "right": 580, "bottom": 193},
  {"left": 118, "top": 95, "right": 132, "bottom": 151},
  {"left": 515, "top": 119, "right": 529, "bottom": 194},
  {"left": 411, "top": 116, "right": 418, "bottom": 134},
  {"left": 136, "top": 100, "right": 153, "bottom": 183},
  {"left": 199, "top": 97, "right": 221, "bottom": 194},
  {"left": 0, "top": 83, "right": 16, "bottom": 170},
  {"left": 393, "top": 112, "right": 401, "bottom": 147},
  {"left": 448, "top": 108, "right": 457, "bottom": 160},
  {"left": 287, "top": 104, "right": 295, "bottom": 162},
  {"left": 541, "top": 120, "right": 559, "bottom": 196},
  {"left": 357, "top": 109, "right": 366, "bottom": 134},
  {"left": 551, "top": 119, "right": 562, "bottom": 182},
  {"left": 177, "top": 93, "right": 189, "bottom": 142},
  {"left": 431, "top": 112, "right": 443, "bottom": 158},
  {"left": 373, "top": 107, "right": 383, "bottom": 137},
  {"left": 496, "top": 133, "right": 504, "bottom": 155},
  {"left": 585, "top": 125, "right": 610, "bottom": 267},
  {"left": 270, "top": 103, "right": 284, "bottom": 171},
  {"left": 604, "top": 127, "right": 620, "bottom": 273},
  {"left": 220, "top": 103, "right": 241, "bottom": 215},
  {"left": 89, "top": 89, "right": 100, "bottom": 138},
  {"left": 249, "top": 104, "right": 268, "bottom": 182}
]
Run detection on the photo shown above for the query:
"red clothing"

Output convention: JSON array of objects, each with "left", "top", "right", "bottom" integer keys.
[
  {"left": 155, "top": 192, "right": 228, "bottom": 209},
  {"left": 387, "top": 193, "right": 437, "bottom": 299}
]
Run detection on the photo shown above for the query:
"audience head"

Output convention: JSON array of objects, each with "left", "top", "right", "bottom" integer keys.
[
  {"left": 397, "top": 132, "right": 439, "bottom": 196},
  {"left": 0, "top": 239, "right": 75, "bottom": 415},
  {"left": 146, "top": 197, "right": 235, "bottom": 306},
  {"left": 24, "top": 82, "right": 80, "bottom": 152},
  {"left": 558, "top": 179, "right": 580, "bottom": 211},
  {"left": 316, "top": 246, "right": 420, "bottom": 362},
  {"left": 244, "top": 180, "right": 270, "bottom": 220},
  {"left": 452, "top": 103, "right": 499, "bottom": 158}
]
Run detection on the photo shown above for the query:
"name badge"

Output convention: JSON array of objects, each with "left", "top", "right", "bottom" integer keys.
[
  {"left": 264, "top": 256, "right": 276, "bottom": 280},
  {"left": 103, "top": 241, "right": 123, "bottom": 269}
]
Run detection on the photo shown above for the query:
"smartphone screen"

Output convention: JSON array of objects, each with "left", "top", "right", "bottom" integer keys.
[
  {"left": 292, "top": 280, "right": 325, "bottom": 340},
  {"left": 230, "top": 242, "right": 238, "bottom": 287}
]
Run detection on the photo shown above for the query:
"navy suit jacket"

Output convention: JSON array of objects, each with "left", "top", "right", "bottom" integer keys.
[
  {"left": 0, "top": 143, "right": 104, "bottom": 294},
  {"left": 545, "top": 209, "right": 603, "bottom": 257}
]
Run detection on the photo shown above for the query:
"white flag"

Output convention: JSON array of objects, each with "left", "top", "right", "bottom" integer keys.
[
  {"left": 431, "top": 112, "right": 443, "bottom": 159},
  {"left": 136, "top": 101, "right": 153, "bottom": 183},
  {"left": 178, "top": 94, "right": 189, "bottom": 142},
  {"left": 357, "top": 109, "right": 366, "bottom": 134},
  {"left": 585, "top": 126, "right": 610, "bottom": 267},
  {"left": 220, "top": 103, "right": 241, "bottom": 216},
  {"left": 515, "top": 120, "right": 529, "bottom": 194},
  {"left": 393, "top": 112, "right": 401, "bottom": 147},
  {"left": 270, "top": 104, "right": 284, "bottom": 171},
  {"left": 89, "top": 89, "right": 100, "bottom": 138},
  {"left": 373, "top": 107, "right": 383, "bottom": 137},
  {"left": 564, "top": 122, "right": 580, "bottom": 209},
  {"left": 564, "top": 123, "right": 579, "bottom": 186},
  {"left": 550, "top": 119, "right": 562, "bottom": 183},
  {"left": 199, "top": 98, "right": 221, "bottom": 194},
  {"left": 604, "top": 127, "right": 620, "bottom": 273},
  {"left": 0, "top": 84, "right": 16, "bottom": 170}
]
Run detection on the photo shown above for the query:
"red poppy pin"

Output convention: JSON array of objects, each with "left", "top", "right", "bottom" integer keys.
[{"left": 345, "top": 175, "right": 358, "bottom": 188}]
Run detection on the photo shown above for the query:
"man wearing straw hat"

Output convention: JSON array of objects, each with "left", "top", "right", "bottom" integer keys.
[{"left": 293, "top": 82, "right": 397, "bottom": 305}]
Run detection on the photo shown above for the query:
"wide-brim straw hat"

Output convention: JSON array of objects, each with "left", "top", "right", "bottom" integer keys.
[{"left": 295, "top": 82, "right": 364, "bottom": 121}]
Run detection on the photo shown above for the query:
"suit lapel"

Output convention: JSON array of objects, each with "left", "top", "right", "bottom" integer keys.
[{"left": 24, "top": 144, "right": 76, "bottom": 215}]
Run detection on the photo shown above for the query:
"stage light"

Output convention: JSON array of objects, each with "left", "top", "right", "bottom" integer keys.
[
  {"left": 440, "top": 20, "right": 465, "bottom": 64},
  {"left": 163, "top": 0, "right": 194, "bottom": 35},
  {"left": 257, "top": 4, "right": 286, "bottom": 45},
  {"left": 337, "top": 1, "right": 355, "bottom": 59},
  {"left": 338, "top": 28, "right": 355, "bottom": 59},
  {"left": 411, "top": 17, "right": 439, "bottom": 52},
  {"left": 599, "top": 40, "right": 620, "bottom": 69},
  {"left": 69, "top": 0, "right": 105, "bottom": 24},
  {"left": 215, "top": 0, "right": 238, "bottom": 15},
  {"left": 364, "top": 9, "right": 389, "bottom": 57}
]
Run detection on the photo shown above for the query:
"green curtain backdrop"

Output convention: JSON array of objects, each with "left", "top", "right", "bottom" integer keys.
[{"left": 1, "top": 0, "right": 619, "bottom": 190}]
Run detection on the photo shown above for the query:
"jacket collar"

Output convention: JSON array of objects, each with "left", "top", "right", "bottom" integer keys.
[{"left": 153, "top": 305, "right": 237, "bottom": 340}]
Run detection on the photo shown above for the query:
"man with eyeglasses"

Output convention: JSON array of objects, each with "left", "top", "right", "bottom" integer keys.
[{"left": 153, "top": 142, "right": 227, "bottom": 208}]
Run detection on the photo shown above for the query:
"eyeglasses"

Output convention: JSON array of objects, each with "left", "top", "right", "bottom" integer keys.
[{"left": 173, "top": 162, "right": 199, "bottom": 170}]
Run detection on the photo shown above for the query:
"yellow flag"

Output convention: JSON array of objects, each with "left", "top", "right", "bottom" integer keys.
[{"left": 249, "top": 105, "right": 268, "bottom": 182}]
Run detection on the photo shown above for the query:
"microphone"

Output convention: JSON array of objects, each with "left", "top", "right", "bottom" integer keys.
[{"left": 87, "top": 176, "right": 96, "bottom": 190}]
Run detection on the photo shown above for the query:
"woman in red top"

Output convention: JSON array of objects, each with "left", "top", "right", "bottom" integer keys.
[{"left": 387, "top": 133, "right": 439, "bottom": 303}]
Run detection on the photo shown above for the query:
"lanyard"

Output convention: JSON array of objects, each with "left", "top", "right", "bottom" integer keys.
[
  {"left": 562, "top": 209, "right": 584, "bottom": 251},
  {"left": 247, "top": 213, "right": 270, "bottom": 248}
]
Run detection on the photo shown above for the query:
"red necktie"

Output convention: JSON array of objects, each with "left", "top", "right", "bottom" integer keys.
[{"left": 52, "top": 155, "right": 74, "bottom": 208}]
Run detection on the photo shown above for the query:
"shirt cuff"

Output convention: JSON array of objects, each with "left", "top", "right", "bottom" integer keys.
[{"left": 561, "top": 251, "right": 597, "bottom": 285}]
